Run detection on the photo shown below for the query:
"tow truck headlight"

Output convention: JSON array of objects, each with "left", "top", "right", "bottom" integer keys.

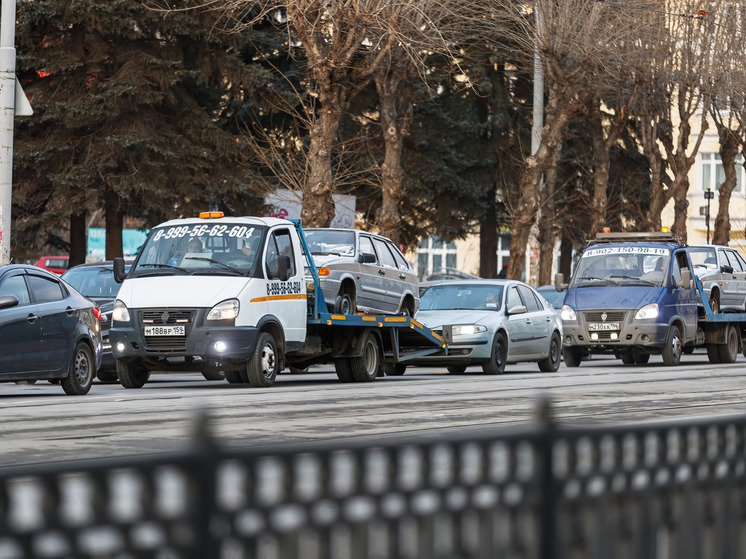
[
  {"left": 112, "top": 300, "right": 130, "bottom": 323},
  {"left": 451, "top": 324, "right": 487, "bottom": 336},
  {"left": 561, "top": 305, "right": 577, "bottom": 321},
  {"left": 207, "top": 299, "right": 239, "bottom": 321},
  {"left": 635, "top": 303, "right": 659, "bottom": 320}
]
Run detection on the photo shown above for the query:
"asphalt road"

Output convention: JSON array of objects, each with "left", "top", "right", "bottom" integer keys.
[{"left": 2, "top": 349, "right": 746, "bottom": 468}]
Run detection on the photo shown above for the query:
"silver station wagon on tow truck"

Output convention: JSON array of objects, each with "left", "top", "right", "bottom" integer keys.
[{"left": 304, "top": 228, "right": 419, "bottom": 316}]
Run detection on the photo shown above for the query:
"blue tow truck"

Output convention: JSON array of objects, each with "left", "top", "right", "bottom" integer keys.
[{"left": 555, "top": 231, "right": 746, "bottom": 366}]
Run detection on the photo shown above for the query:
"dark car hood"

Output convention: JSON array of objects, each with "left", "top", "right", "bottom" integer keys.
[{"left": 564, "top": 285, "right": 661, "bottom": 311}]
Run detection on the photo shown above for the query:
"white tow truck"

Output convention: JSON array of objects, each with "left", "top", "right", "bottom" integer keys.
[{"left": 109, "top": 213, "right": 446, "bottom": 387}]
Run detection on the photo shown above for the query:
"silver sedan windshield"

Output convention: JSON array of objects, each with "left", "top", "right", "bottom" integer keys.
[{"left": 420, "top": 284, "right": 503, "bottom": 311}]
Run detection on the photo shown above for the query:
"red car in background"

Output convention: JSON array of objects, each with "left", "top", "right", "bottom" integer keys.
[{"left": 34, "top": 256, "right": 69, "bottom": 275}]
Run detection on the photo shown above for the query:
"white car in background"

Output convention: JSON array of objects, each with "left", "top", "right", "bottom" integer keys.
[{"left": 686, "top": 245, "right": 746, "bottom": 313}]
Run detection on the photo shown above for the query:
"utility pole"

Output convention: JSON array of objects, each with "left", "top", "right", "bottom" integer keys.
[
  {"left": 0, "top": 0, "right": 32, "bottom": 265},
  {"left": 704, "top": 188, "right": 714, "bottom": 244}
]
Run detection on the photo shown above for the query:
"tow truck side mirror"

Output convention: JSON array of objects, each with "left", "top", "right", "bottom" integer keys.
[
  {"left": 554, "top": 273, "right": 568, "bottom": 291},
  {"left": 275, "top": 255, "right": 291, "bottom": 282},
  {"left": 113, "top": 257, "right": 126, "bottom": 284},
  {"left": 679, "top": 268, "right": 692, "bottom": 290}
]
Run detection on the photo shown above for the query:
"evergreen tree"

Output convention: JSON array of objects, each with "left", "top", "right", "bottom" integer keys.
[{"left": 13, "top": 0, "right": 270, "bottom": 262}]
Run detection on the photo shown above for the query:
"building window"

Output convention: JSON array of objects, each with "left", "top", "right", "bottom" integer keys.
[
  {"left": 701, "top": 153, "right": 743, "bottom": 193},
  {"left": 417, "top": 237, "right": 457, "bottom": 276}
]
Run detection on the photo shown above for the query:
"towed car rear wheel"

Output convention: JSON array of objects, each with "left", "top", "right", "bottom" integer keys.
[{"left": 61, "top": 342, "right": 95, "bottom": 396}]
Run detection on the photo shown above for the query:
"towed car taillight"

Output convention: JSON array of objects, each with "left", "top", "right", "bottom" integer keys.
[{"left": 92, "top": 307, "right": 102, "bottom": 321}]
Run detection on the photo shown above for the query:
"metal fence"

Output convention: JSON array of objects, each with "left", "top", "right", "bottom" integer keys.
[{"left": 1, "top": 399, "right": 745, "bottom": 559}]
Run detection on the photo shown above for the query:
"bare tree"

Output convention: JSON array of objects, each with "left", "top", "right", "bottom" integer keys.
[{"left": 482, "top": 0, "right": 654, "bottom": 280}]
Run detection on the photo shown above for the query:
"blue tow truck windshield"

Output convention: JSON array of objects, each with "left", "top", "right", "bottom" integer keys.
[{"left": 570, "top": 246, "right": 672, "bottom": 288}]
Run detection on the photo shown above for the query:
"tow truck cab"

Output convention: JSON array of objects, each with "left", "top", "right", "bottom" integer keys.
[{"left": 555, "top": 232, "right": 697, "bottom": 366}]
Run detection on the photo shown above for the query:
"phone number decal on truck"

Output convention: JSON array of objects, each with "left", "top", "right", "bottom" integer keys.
[
  {"left": 582, "top": 246, "right": 668, "bottom": 258},
  {"left": 152, "top": 224, "right": 257, "bottom": 241},
  {"left": 267, "top": 281, "right": 303, "bottom": 296}
]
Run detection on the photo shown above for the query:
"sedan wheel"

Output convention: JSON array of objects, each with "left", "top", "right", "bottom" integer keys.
[
  {"left": 538, "top": 332, "right": 561, "bottom": 372},
  {"left": 482, "top": 331, "right": 507, "bottom": 375},
  {"left": 61, "top": 342, "right": 95, "bottom": 396}
]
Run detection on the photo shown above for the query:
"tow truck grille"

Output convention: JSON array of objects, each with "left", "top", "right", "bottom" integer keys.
[
  {"left": 583, "top": 311, "right": 626, "bottom": 322},
  {"left": 141, "top": 309, "right": 194, "bottom": 351}
]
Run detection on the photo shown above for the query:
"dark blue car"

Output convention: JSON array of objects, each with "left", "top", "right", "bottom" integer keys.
[
  {"left": 0, "top": 264, "right": 102, "bottom": 394},
  {"left": 62, "top": 260, "right": 131, "bottom": 382}
]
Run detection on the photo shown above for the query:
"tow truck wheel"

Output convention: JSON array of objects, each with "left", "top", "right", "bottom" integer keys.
[
  {"left": 482, "top": 331, "right": 507, "bottom": 375},
  {"left": 619, "top": 354, "right": 635, "bottom": 365},
  {"left": 96, "top": 370, "right": 118, "bottom": 383},
  {"left": 335, "top": 359, "right": 354, "bottom": 382},
  {"left": 116, "top": 359, "right": 151, "bottom": 389},
  {"left": 661, "top": 325, "right": 683, "bottom": 366},
  {"left": 246, "top": 332, "right": 279, "bottom": 387},
  {"left": 224, "top": 371, "right": 245, "bottom": 384},
  {"left": 707, "top": 344, "right": 721, "bottom": 364},
  {"left": 717, "top": 325, "right": 739, "bottom": 363},
  {"left": 538, "top": 332, "right": 562, "bottom": 372},
  {"left": 61, "top": 342, "right": 95, "bottom": 396},
  {"left": 562, "top": 347, "right": 583, "bottom": 368},
  {"left": 383, "top": 363, "right": 407, "bottom": 376},
  {"left": 349, "top": 331, "right": 381, "bottom": 382}
]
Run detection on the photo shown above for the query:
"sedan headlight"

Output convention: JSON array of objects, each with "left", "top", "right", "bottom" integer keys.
[
  {"left": 451, "top": 324, "right": 488, "bottom": 336},
  {"left": 112, "top": 300, "right": 130, "bottom": 323},
  {"left": 561, "top": 305, "right": 577, "bottom": 321},
  {"left": 207, "top": 299, "right": 239, "bottom": 321},
  {"left": 635, "top": 303, "right": 659, "bottom": 320}
]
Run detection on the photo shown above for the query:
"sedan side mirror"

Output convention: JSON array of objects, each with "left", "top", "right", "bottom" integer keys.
[
  {"left": 507, "top": 305, "right": 527, "bottom": 316},
  {"left": 0, "top": 294, "right": 19, "bottom": 310},
  {"left": 722, "top": 264, "right": 734, "bottom": 274},
  {"left": 554, "top": 273, "right": 568, "bottom": 291},
  {"left": 113, "top": 257, "right": 127, "bottom": 284},
  {"left": 359, "top": 252, "right": 377, "bottom": 264}
]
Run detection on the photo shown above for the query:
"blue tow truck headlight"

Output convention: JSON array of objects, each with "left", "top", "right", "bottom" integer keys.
[
  {"left": 635, "top": 303, "right": 659, "bottom": 320},
  {"left": 561, "top": 305, "right": 577, "bottom": 321}
]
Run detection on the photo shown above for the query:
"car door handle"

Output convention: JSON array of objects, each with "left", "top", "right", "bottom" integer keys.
[
  {"left": 378, "top": 269, "right": 386, "bottom": 276},
  {"left": 398, "top": 274, "right": 406, "bottom": 280},
  {"left": 27, "top": 314, "right": 39, "bottom": 324}
]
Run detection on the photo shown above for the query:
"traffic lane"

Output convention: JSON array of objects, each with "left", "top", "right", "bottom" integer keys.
[{"left": 1, "top": 352, "right": 745, "bottom": 467}]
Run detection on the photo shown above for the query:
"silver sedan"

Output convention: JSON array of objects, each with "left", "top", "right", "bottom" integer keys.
[{"left": 410, "top": 279, "right": 563, "bottom": 374}]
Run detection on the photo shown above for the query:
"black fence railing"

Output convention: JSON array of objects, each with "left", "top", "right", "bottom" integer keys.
[{"left": 1, "top": 399, "right": 745, "bottom": 558}]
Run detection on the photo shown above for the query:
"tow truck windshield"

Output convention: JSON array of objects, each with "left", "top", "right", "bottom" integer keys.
[
  {"left": 569, "top": 246, "right": 672, "bottom": 288},
  {"left": 132, "top": 222, "right": 266, "bottom": 277}
]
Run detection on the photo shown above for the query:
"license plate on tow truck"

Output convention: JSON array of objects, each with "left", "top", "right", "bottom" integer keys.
[
  {"left": 588, "top": 323, "right": 619, "bottom": 331},
  {"left": 144, "top": 325, "right": 186, "bottom": 336}
]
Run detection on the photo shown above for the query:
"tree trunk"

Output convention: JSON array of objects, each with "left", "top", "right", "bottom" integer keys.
[
  {"left": 374, "top": 69, "right": 411, "bottom": 246},
  {"left": 671, "top": 174, "right": 690, "bottom": 243},
  {"left": 104, "top": 191, "right": 123, "bottom": 260},
  {"left": 69, "top": 211, "right": 87, "bottom": 266},
  {"left": 508, "top": 90, "right": 574, "bottom": 281},
  {"left": 537, "top": 163, "right": 557, "bottom": 286},
  {"left": 302, "top": 99, "right": 343, "bottom": 228},
  {"left": 589, "top": 107, "right": 610, "bottom": 235},
  {"left": 480, "top": 190, "right": 498, "bottom": 278},
  {"left": 712, "top": 129, "right": 739, "bottom": 246}
]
